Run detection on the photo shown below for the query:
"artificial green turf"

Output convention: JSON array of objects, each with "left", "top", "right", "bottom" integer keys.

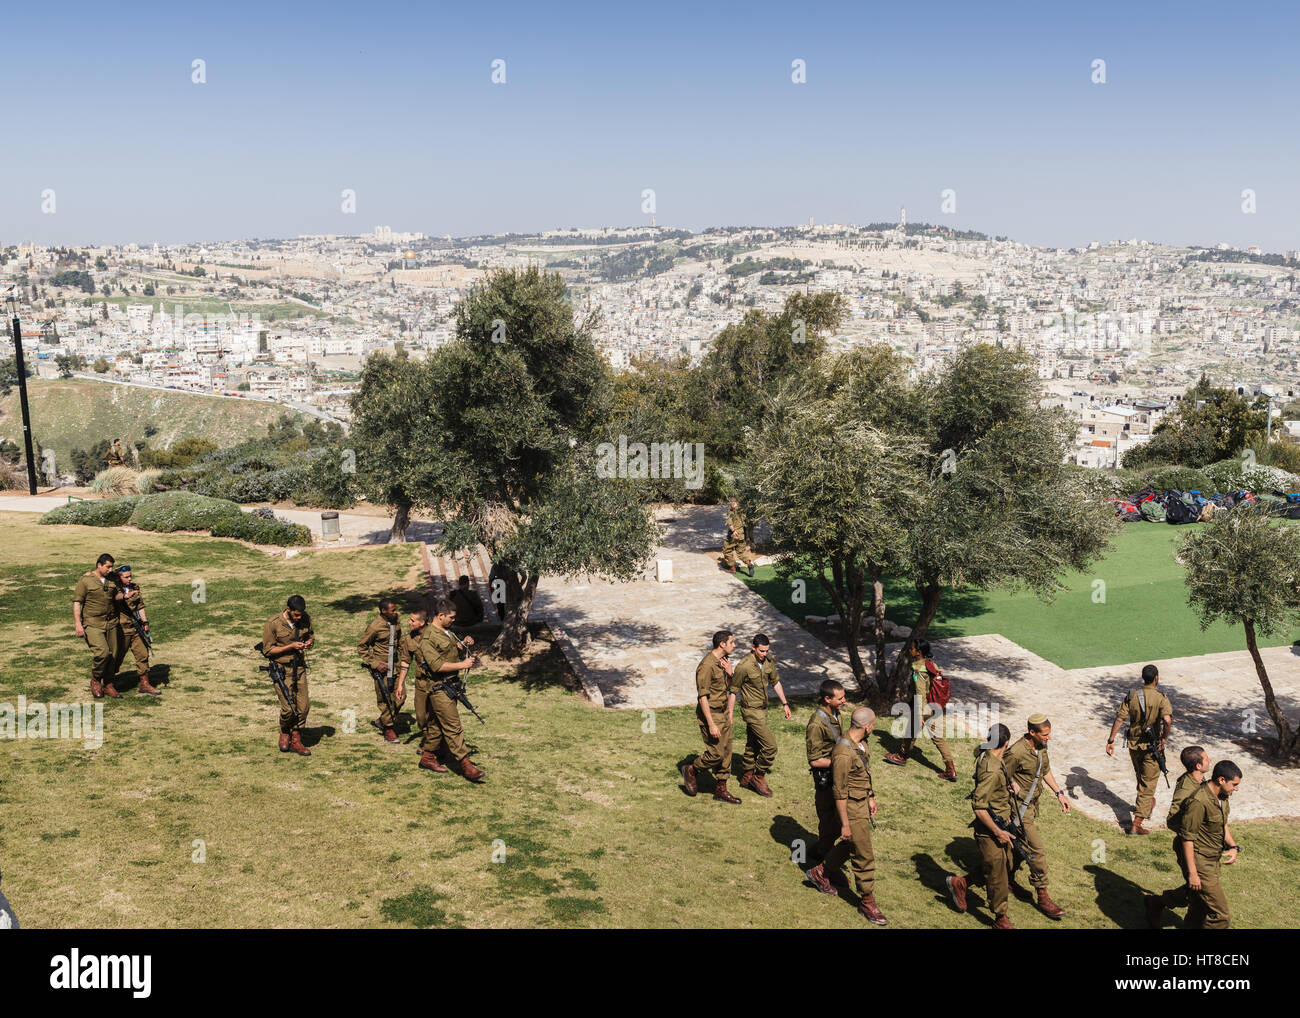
[{"left": 744, "top": 522, "right": 1300, "bottom": 670}]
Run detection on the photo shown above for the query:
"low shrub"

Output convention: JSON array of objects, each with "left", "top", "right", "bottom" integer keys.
[
  {"left": 209, "top": 514, "right": 312, "bottom": 546},
  {"left": 1202, "top": 459, "right": 1299, "bottom": 495},
  {"left": 90, "top": 467, "right": 140, "bottom": 496},
  {"left": 128, "top": 492, "right": 243, "bottom": 533},
  {"left": 1145, "top": 466, "right": 1213, "bottom": 494},
  {"left": 39, "top": 496, "right": 141, "bottom": 527},
  {"left": 135, "top": 470, "right": 163, "bottom": 494}
]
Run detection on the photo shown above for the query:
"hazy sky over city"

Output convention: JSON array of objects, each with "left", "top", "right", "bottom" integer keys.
[{"left": 5, "top": 0, "right": 1298, "bottom": 250}]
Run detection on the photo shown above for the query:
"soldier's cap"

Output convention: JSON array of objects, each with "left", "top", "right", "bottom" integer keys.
[{"left": 1027, "top": 712, "right": 1049, "bottom": 726}]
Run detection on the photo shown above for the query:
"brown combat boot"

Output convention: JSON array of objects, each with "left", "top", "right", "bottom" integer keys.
[
  {"left": 1036, "top": 890, "right": 1065, "bottom": 919},
  {"left": 941, "top": 761, "right": 957, "bottom": 782},
  {"left": 859, "top": 893, "right": 888, "bottom": 925},
  {"left": 883, "top": 752, "right": 907, "bottom": 766},
  {"left": 104, "top": 682, "right": 122, "bottom": 699},
  {"left": 458, "top": 757, "right": 485, "bottom": 783},
  {"left": 993, "top": 915, "right": 1015, "bottom": 930},
  {"left": 138, "top": 675, "right": 161, "bottom": 696},
  {"left": 1144, "top": 894, "right": 1165, "bottom": 929},
  {"left": 738, "top": 770, "right": 756, "bottom": 790},
  {"left": 383, "top": 727, "right": 398, "bottom": 743},
  {"left": 946, "top": 874, "right": 968, "bottom": 912},
  {"left": 680, "top": 762, "right": 698, "bottom": 796},
  {"left": 278, "top": 732, "right": 290, "bottom": 752},
  {"left": 1130, "top": 816, "right": 1150, "bottom": 836},
  {"left": 751, "top": 773, "right": 773, "bottom": 797},
  {"left": 807, "top": 863, "right": 837, "bottom": 896},
  {"left": 288, "top": 730, "right": 311, "bottom": 756},
  {"left": 419, "top": 751, "right": 449, "bottom": 773},
  {"left": 712, "top": 779, "right": 741, "bottom": 804}
]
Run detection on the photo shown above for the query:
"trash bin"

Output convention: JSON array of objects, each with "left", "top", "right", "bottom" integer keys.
[{"left": 321, "top": 511, "right": 340, "bottom": 541}]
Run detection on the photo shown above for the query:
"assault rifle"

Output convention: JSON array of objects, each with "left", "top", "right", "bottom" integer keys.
[
  {"left": 254, "top": 641, "right": 300, "bottom": 728},
  {"left": 997, "top": 783, "right": 1033, "bottom": 863},
  {"left": 1149, "top": 740, "right": 1171, "bottom": 788},
  {"left": 118, "top": 588, "right": 152, "bottom": 652},
  {"left": 443, "top": 631, "right": 484, "bottom": 724},
  {"left": 371, "top": 622, "right": 400, "bottom": 727}
]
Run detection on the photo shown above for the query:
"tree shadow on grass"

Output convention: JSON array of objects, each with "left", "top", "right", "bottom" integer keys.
[
  {"left": 323, "top": 590, "right": 427, "bottom": 617},
  {"left": 1084, "top": 863, "right": 1148, "bottom": 929}
]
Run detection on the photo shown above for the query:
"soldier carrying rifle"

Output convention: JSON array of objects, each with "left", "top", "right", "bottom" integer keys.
[
  {"left": 357, "top": 598, "right": 406, "bottom": 742},
  {"left": 1106, "top": 664, "right": 1173, "bottom": 835},
  {"left": 261, "top": 594, "right": 314, "bottom": 756},
  {"left": 112, "top": 565, "right": 161, "bottom": 696}
]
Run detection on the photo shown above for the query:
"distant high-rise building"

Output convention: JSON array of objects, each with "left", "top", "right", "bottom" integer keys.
[{"left": 899, "top": 207, "right": 906, "bottom": 233}]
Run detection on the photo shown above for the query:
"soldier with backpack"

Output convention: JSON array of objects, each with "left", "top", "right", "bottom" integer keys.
[
  {"left": 884, "top": 641, "right": 956, "bottom": 781},
  {"left": 1105, "top": 664, "right": 1173, "bottom": 835}
]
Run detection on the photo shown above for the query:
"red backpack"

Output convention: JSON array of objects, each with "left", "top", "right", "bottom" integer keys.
[{"left": 925, "top": 658, "right": 951, "bottom": 708}]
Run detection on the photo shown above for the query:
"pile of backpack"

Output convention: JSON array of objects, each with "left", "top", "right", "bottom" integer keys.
[{"left": 1107, "top": 487, "right": 1300, "bottom": 525}]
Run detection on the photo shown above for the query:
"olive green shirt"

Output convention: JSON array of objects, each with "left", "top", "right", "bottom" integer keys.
[
  {"left": 1167, "top": 771, "right": 1202, "bottom": 830},
  {"left": 831, "top": 736, "right": 873, "bottom": 800},
  {"left": 1116, "top": 686, "right": 1172, "bottom": 749},
  {"left": 695, "top": 651, "right": 731, "bottom": 713},
  {"left": 1178, "top": 781, "right": 1230, "bottom": 859},
  {"left": 971, "top": 751, "right": 1012, "bottom": 823},
  {"left": 73, "top": 572, "right": 120, "bottom": 630},
  {"left": 357, "top": 615, "right": 401, "bottom": 672},
  {"left": 1004, "top": 735, "right": 1051, "bottom": 815},
  {"left": 416, "top": 624, "right": 459, "bottom": 682},
  {"left": 805, "top": 708, "right": 842, "bottom": 766},
  {"left": 397, "top": 629, "right": 423, "bottom": 670},
  {"left": 725, "top": 510, "right": 745, "bottom": 541},
  {"left": 262, "top": 612, "right": 314, "bottom": 667},
  {"left": 730, "top": 651, "right": 779, "bottom": 712}
]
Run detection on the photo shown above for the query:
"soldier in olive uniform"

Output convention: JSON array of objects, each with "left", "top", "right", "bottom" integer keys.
[
  {"left": 1144, "top": 745, "right": 1211, "bottom": 927},
  {"left": 884, "top": 641, "right": 955, "bottom": 780},
  {"left": 409, "top": 598, "right": 484, "bottom": 783},
  {"left": 681, "top": 631, "right": 739, "bottom": 803},
  {"left": 1172, "top": 760, "right": 1242, "bottom": 928},
  {"left": 107, "top": 439, "right": 125, "bottom": 467},
  {"left": 262, "top": 594, "right": 314, "bottom": 756},
  {"left": 721, "top": 498, "right": 756, "bottom": 576},
  {"left": 1003, "top": 714, "right": 1069, "bottom": 919},
  {"left": 72, "top": 553, "right": 123, "bottom": 699},
  {"left": 807, "top": 707, "right": 888, "bottom": 924},
  {"left": 945, "top": 723, "right": 1018, "bottom": 929},
  {"left": 1106, "top": 664, "right": 1173, "bottom": 835},
  {"left": 805, "top": 680, "right": 847, "bottom": 859},
  {"left": 356, "top": 597, "right": 406, "bottom": 742},
  {"left": 732, "top": 633, "right": 791, "bottom": 798},
  {"left": 111, "top": 565, "right": 160, "bottom": 695}
]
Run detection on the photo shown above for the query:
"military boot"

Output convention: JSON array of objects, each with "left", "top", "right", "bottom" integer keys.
[
  {"left": 883, "top": 752, "right": 907, "bottom": 766},
  {"left": 993, "top": 915, "right": 1015, "bottom": 930},
  {"left": 712, "top": 779, "right": 741, "bottom": 804},
  {"left": 104, "top": 682, "right": 123, "bottom": 699},
  {"left": 90, "top": 679, "right": 104, "bottom": 699},
  {"left": 1036, "top": 890, "right": 1065, "bottom": 919},
  {"left": 751, "top": 773, "right": 773, "bottom": 797},
  {"left": 738, "top": 770, "right": 756, "bottom": 791},
  {"left": 859, "top": 894, "right": 888, "bottom": 925},
  {"left": 807, "top": 863, "right": 836, "bottom": 896},
  {"left": 945, "top": 874, "right": 968, "bottom": 912},
  {"left": 138, "top": 675, "right": 161, "bottom": 695},
  {"left": 459, "top": 758, "right": 485, "bottom": 783},
  {"left": 941, "top": 761, "right": 957, "bottom": 782},
  {"left": 278, "top": 732, "right": 290, "bottom": 752},
  {"left": 419, "top": 751, "right": 449, "bottom": 773},
  {"left": 680, "top": 762, "right": 698, "bottom": 796},
  {"left": 1130, "top": 817, "right": 1151, "bottom": 835},
  {"left": 288, "top": 731, "right": 311, "bottom": 756},
  {"left": 383, "top": 727, "right": 398, "bottom": 743}
]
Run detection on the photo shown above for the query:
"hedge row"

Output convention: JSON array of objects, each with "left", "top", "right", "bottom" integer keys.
[{"left": 39, "top": 492, "right": 312, "bottom": 546}]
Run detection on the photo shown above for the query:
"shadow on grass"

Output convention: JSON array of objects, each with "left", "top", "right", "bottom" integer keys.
[
  {"left": 1084, "top": 863, "right": 1148, "bottom": 929},
  {"left": 301, "top": 725, "right": 337, "bottom": 749},
  {"left": 323, "top": 590, "right": 427, "bottom": 617}
]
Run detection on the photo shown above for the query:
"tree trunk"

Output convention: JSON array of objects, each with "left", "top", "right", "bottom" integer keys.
[
  {"left": 389, "top": 500, "right": 410, "bottom": 544},
  {"left": 492, "top": 572, "right": 538, "bottom": 658},
  {"left": 869, "top": 566, "right": 887, "bottom": 692},
  {"left": 889, "top": 582, "right": 944, "bottom": 701},
  {"left": 1243, "top": 620, "right": 1298, "bottom": 759},
  {"left": 817, "top": 557, "right": 867, "bottom": 692}
]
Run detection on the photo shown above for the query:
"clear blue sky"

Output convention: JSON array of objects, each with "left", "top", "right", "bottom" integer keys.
[{"left": 5, "top": 0, "right": 1297, "bottom": 250}]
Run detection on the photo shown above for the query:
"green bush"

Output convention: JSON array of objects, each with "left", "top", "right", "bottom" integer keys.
[
  {"left": 39, "top": 496, "right": 141, "bottom": 527},
  {"left": 1202, "top": 459, "right": 1299, "bottom": 495},
  {"left": 128, "top": 492, "right": 243, "bottom": 533},
  {"left": 209, "top": 515, "right": 312, "bottom": 547},
  {"left": 1145, "top": 466, "right": 1213, "bottom": 493}
]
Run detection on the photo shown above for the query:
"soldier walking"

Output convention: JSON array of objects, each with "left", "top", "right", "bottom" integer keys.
[
  {"left": 1106, "top": 664, "right": 1173, "bottom": 835},
  {"left": 681, "top": 631, "right": 739, "bottom": 803},
  {"left": 1171, "top": 760, "right": 1242, "bottom": 928},
  {"left": 884, "top": 641, "right": 955, "bottom": 780},
  {"left": 720, "top": 498, "right": 756, "bottom": 576},
  {"left": 73, "top": 553, "right": 123, "bottom": 699},
  {"left": 409, "top": 599, "right": 484, "bottom": 783},
  {"left": 1003, "top": 714, "right": 1068, "bottom": 918},
  {"left": 732, "top": 633, "right": 791, "bottom": 797},
  {"left": 945, "top": 723, "right": 1018, "bottom": 929},
  {"left": 805, "top": 680, "right": 847, "bottom": 859},
  {"left": 357, "top": 597, "right": 406, "bottom": 742},
  {"left": 807, "top": 707, "right": 888, "bottom": 924},
  {"left": 1144, "top": 745, "right": 1212, "bottom": 927},
  {"left": 262, "top": 594, "right": 314, "bottom": 756},
  {"left": 112, "top": 565, "right": 160, "bottom": 695}
]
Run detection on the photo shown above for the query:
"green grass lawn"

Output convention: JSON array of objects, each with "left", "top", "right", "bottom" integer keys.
[
  {"left": 743, "top": 522, "right": 1300, "bottom": 670},
  {"left": 1, "top": 515, "right": 1295, "bottom": 929}
]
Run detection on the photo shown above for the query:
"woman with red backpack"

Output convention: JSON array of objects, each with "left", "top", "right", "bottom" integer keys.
[{"left": 884, "top": 640, "right": 957, "bottom": 781}]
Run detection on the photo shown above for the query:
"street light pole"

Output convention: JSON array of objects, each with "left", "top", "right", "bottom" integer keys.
[{"left": 6, "top": 295, "right": 39, "bottom": 495}]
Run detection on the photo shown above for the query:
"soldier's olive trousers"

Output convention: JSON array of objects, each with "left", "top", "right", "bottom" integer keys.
[
  {"left": 1009, "top": 812, "right": 1049, "bottom": 890},
  {"left": 114, "top": 625, "right": 149, "bottom": 677},
  {"left": 1130, "top": 748, "right": 1161, "bottom": 819},
  {"left": 693, "top": 708, "right": 732, "bottom": 777},
  {"left": 83, "top": 625, "right": 121, "bottom": 687},
  {"left": 813, "top": 779, "right": 838, "bottom": 856},
  {"left": 370, "top": 669, "right": 406, "bottom": 728},
  {"left": 1157, "top": 835, "right": 1191, "bottom": 910},
  {"left": 822, "top": 797, "right": 876, "bottom": 897},
  {"left": 900, "top": 699, "right": 953, "bottom": 765},
  {"left": 274, "top": 664, "right": 310, "bottom": 733},
  {"left": 1185, "top": 853, "right": 1230, "bottom": 929},
  {"left": 415, "top": 680, "right": 468, "bottom": 761},
  {"left": 722, "top": 538, "right": 755, "bottom": 569},
  {"left": 740, "top": 707, "right": 777, "bottom": 774},
  {"left": 969, "top": 829, "right": 1014, "bottom": 917}
]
